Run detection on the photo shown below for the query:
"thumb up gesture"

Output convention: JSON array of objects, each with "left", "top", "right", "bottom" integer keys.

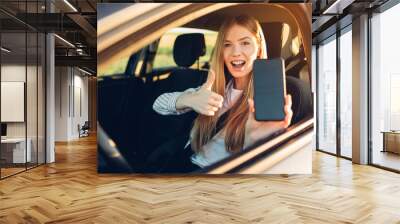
[
  {"left": 201, "top": 68, "right": 216, "bottom": 90},
  {"left": 176, "top": 69, "right": 224, "bottom": 116}
]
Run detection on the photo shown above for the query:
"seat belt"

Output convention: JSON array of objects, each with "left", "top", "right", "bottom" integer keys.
[{"left": 214, "top": 110, "right": 230, "bottom": 137}]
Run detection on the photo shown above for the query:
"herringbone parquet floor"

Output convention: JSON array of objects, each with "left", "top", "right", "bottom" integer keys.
[{"left": 1, "top": 134, "right": 400, "bottom": 224}]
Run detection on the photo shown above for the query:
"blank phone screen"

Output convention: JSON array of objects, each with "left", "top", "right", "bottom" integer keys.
[{"left": 253, "top": 58, "right": 286, "bottom": 121}]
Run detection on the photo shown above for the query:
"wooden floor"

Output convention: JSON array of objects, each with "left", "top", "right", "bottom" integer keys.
[
  {"left": 1, "top": 167, "right": 26, "bottom": 178},
  {"left": 1, "top": 135, "right": 400, "bottom": 224},
  {"left": 1, "top": 163, "right": 44, "bottom": 178}
]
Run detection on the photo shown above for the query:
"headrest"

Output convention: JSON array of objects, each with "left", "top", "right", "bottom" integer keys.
[{"left": 173, "top": 33, "right": 206, "bottom": 67}]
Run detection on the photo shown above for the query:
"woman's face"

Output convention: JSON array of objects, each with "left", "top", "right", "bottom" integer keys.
[{"left": 223, "top": 24, "right": 260, "bottom": 79}]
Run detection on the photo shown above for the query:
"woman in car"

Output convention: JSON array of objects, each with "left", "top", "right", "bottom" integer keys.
[{"left": 152, "top": 15, "right": 293, "bottom": 172}]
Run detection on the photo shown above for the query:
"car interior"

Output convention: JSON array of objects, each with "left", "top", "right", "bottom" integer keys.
[{"left": 98, "top": 7, "right": 313, "bottom": 173}]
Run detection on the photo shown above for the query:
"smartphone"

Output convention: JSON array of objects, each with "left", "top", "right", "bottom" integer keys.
[{"left": 253, "top": 58, "right": 286, "bottom": 121}]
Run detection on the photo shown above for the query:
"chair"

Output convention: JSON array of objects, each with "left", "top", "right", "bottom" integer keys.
[{"left": 78, "top": 121, "right": 90, "bottom": 138}]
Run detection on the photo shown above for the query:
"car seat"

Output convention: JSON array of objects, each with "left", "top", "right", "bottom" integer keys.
[
  {"left": 149, "top": 33, "right": 208, "bottom": 100},
  {"left": 139, "top": 34, "right": 210, "bottom": 171},
  {"left": 285, "top": 76, "right": 313, "bottom": 124}
]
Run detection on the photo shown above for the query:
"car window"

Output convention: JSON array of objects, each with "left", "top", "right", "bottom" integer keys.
[
  {"left": 153, "top": 27, "right": 217, "bottom": 69},
  {"left": 99, "top": 56, "right": 129, "bottom": 77}
]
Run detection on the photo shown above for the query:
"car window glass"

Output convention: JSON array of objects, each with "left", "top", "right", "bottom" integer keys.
[
  {"left": 99, "top": 56, "right": 129, "bottom": 77},
  {"left": 153, "top": 27, "right": 217, "bottom": 69}
]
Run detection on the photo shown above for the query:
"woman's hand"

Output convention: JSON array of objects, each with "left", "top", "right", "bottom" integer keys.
[
  {"left": 245, "top": 95, "right": 293, "bottom": 144},
  {"left": 176, "top": 69, "right": 224, "bottom": 116}
]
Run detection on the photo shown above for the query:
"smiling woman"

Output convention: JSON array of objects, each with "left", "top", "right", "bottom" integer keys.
[
  {"left": 97, "top": 3, "right": 313, "bottom": 174},
  {"left": 150, "top": 15, "right": 292, "bottom": 172}
]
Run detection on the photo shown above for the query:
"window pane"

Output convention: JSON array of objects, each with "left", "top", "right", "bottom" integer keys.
[
  {"left": 27, "top": 31, "right": 38, "bottom": 169},
  {"left": 371, "top": 3, "right": 400, "bottom": 171},
  {"left": 98, "top": 56, "right": 129, "bottom": 77},
  {"left": 317, "top": 36, "right": 337, "bottom": 154},
  {"left": 1, "top": 30, "right": 27, "bottom": 177},
  {"left": 339, "top": 28, "right": 352, "bottom": 158}
]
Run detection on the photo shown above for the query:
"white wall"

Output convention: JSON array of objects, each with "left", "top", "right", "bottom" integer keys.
[
  {"left": 72, "top": 73, "right": 89, "bottom": 138},
  {"left": 55, "top": 66, "right": 89, "bottom": 141},
  {"left": 55, "top": 66, "right": 69, "bottom": 141},
  {"left": 1, "top": 64, "right": 26, "bottom": 81}
]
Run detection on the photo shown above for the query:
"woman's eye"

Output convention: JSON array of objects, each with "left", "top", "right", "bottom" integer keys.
[
  {"left": 224, "top": 43, "right": 231, "bottom": 47},
  {"left": 241, "top": 41, "right": 250, "bottom": 46}
]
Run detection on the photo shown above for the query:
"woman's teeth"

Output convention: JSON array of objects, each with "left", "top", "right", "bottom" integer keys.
[{"left": 231, "top": 60, "right": 245, "bottom": 68}]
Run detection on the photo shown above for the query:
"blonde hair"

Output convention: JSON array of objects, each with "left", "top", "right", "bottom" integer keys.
[{"left": 191, "top": 15, "right": 267, "bottom": 153}]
